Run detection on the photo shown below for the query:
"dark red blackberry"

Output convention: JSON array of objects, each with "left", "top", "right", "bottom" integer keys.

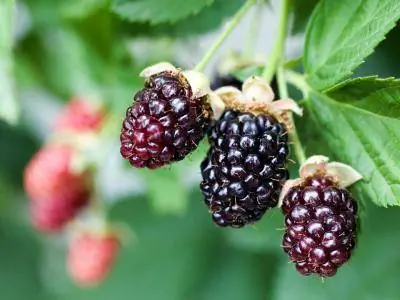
[
  {"left": 281, "top": 174, "right": 358, "bottom": 277},
  {"left": 120, "top": 71, "right": 211, "bottom": 169},
  {"left": 200, "top": 110, "right": 289, "bottom": 228}
]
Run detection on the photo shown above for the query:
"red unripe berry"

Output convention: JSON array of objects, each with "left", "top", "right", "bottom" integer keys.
[
  {"left": 67, "top": 232, "right": 120, "bottom": 286},
  {"left": 55, "top": 98, "right": 104, "bottom": 133},
  {"left": 24, "top": 144, "right": 91, "bottom": 232}
]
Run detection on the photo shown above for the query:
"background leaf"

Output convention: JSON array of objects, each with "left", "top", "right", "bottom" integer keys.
[
  {"left": 144, "top": 168, "right": 189, "bottom": 215},
  {"left": 0, "top": 0, "right": 19, "bottom": 124},
  {"left": 112, "top": 0, "right": 214, "bottom": 24},
  {"left": 119, "top": 0, "right": 244, "bottom": 38},
  {"left": 304, "top": 0, "right": 400, "bottom": 90},
  {"left": 290, "top": 0, "right": 319, "bottom": 35}
]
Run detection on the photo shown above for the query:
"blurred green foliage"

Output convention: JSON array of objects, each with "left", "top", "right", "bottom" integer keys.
[{"left": 1, "top": 0, "right": 400, "bottom": 299}]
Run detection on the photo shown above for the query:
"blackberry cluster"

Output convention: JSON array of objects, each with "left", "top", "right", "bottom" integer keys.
[
  {"left": 200, "top": 110, "right": 289, "bottom": 228},
  {"left": 120, "top": 71, "right": 211, "bottom": 169},
  {"left": 281, "top": 175, "right": 358, "bottom": 277}
]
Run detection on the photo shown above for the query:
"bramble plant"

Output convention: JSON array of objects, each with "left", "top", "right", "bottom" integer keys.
[{"left": 2, "top": 0, "right": 400, "bottom": 297}]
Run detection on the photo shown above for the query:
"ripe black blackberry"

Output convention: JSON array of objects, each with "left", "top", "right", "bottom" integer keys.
[
  {"left": 120, "top": 71, "right": 211, "bottom": 169},
  {"left": 200, "top": 109, "right": 289, "bottom": 228},
  {"left": 281, "top": 174, "right": 358, "bottom": 277}
]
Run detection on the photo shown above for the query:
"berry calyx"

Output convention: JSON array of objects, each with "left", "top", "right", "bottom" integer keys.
[
  {"left": 120, "top": 63, "right": 213, "bottom": 169},
  {"left": 24, "top": 144, "right": 91, "bottom": 232},
  {"left": 67, "top": 231, "right": 120, "bottom": 287}
]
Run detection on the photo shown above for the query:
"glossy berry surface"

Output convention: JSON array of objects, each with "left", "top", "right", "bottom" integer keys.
[
  {"left": 281, "top": 175, "right": 358, "bottom": 277},
  {"left": 120, "top": 71, "right": 211, "bottom": 169},
  {"left": 200, "top": 110, "right": 289, "bottom": 228},
  {"left": 24, "top": 144, "right": 90, "bottom": 232},
  {"left": 55, "top": 98, "right": 104, "bottom": 133},
  {"left": 67, "top": 232, "right": 120, "bottom": 286}
]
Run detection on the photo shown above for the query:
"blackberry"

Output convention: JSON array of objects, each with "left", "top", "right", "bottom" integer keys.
[
  {"left": 120, "top": 71, "right": 211, "bottom": 169},
  {"left": 200, "top": 110, "right": 289, "bottom": 228},
  {"left": 281, "top": 174, "right": 357, "bottom": 277}
]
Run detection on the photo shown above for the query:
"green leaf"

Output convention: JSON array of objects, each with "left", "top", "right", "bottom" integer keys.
[
  {"left": 329, "top": 77, "right": 400, "bottom": 118},
  {"left": 274, "top": 205, "right": 400, "bottom": 300},
  {"left": 327, "top": 76, "right": 400, "bottom": 103},
  {"left": 0, "top": 219, "right": 54, "bottom": 300},
  {"left": 196, "top": 249, "right": 280, "bottom": 300},
  {"left": 60, "top": 0, "right": 106, "bottom": 19},
  {"left": 120, "top": 0, "right": 243, "bottom": 37},
  {"left": 225, "top": 209, "right": 284, "bottom": 253},
  {"left": 144, "top": 168, "right": 189, "bottom": 215},
  {"left": 304, "top": 0, "right": 400, "bottom": 91},
  {"left": 0, "top": 0, "right": 19, "bottom": 124},
  {"left": 112, "top": 0, "right": 214, "bottom": 24},
  {"left": 291, "top": 0, "right": 319, "bottom": 35},
  {"left": 38, "top": 28, "right": 103, "bottom": 98},
  {"left": 304, "top": 90, "right": 400, "bottom": 207}
]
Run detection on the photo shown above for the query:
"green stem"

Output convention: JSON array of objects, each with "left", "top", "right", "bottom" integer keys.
[
  {"left": 244, "top": 3, "right": 263, "bottom": 60},
  {"left": 285, "top": 69, "right": 310, "bottom": 98},
  {"left": 195, "top": 0, "right": 256, "bottom": 72},
  {"left": 261, "top": 0, "right": 290, "bottom": 83},
  {"left": 276, "top": 65, "right": 306, "bottom": 165}
]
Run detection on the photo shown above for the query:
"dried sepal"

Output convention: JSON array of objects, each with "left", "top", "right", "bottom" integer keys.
[
  {"left": 214, "top": 86, "right": 245, "bottom": 102},
  {"left": 139, "top": 62, "right": 177, "bottom": 78},
  {"left": 299, "top": 155, "right": 330, "bottom": 179},
  {"left": 269, "top": 99, "right": 303, "bottom": 116},
  {"left": 242, "top": 76, "right": 275, "bottom": 103},
  {"left": 325, "top": 162, "right": 363, "bottom": 188},
  {"left": 299, "top": 155, "right": 362, "bottom": 188},
  {"left": 279, "top": 155, "right": 363, "bottom": 202},
  {"left": 278, "top": 178, "right": 302, "bottom": 207},
  {"left": 208, "top": 92, "right": 226, "bottom": 120},
  {"left": 182, "top": 70, "right": 211, "bottom": 98}
]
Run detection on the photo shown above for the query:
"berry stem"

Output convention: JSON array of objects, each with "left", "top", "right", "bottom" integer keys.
[
  {"left": 244, "top": 3, "right": 263, "bottom": 60},
  {"left": 276, "top": 65, "right": 306, "bottom": 165},
  {"left": 285, "top": 69, "right": 311, "bottom": 98},
  {"left": 261, "top": 0, "right": 290, "bottom": 83},
  {"left": 194, "top": 0, "right": 256, "bottom": 72}
]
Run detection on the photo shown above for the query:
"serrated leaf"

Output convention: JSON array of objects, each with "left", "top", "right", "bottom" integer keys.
[
  {"left": 327, "top": 76, "right": 400, "bottom": 103},
  {"left": 112, "top": 0, "right": 214, "bottom": 24},
  {"left": 0, "top": 0, "right": 19, "bottom": 124},
  {"left": 120, "top": 0, "right": 243, "bottom": 37},
  {"left": 304, "top": 0, "right": 400, "bottom": 91},
  {"left": 304, "top": 90, "right": 400, "bottom": 207}
]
